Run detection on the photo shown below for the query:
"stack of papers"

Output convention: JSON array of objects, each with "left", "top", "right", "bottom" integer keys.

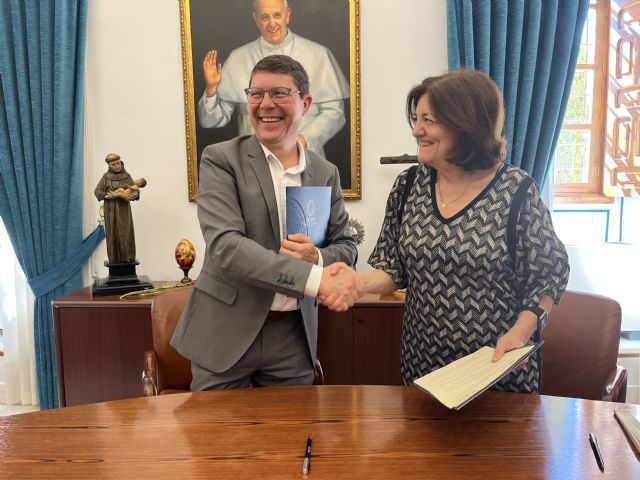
[
  {"left": 614, "top": 410, "right": 640, "bottom": 454},
  {"left": 413, "top": 343, "right": 542, "bottom": 410}
]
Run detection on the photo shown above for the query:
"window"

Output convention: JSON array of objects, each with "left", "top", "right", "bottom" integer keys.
[
  {"left": 554, "top": 0, "right": 610, "bottom": 203},
  {"left": 555, "top": 0, "right": 640, "bottom": 202}
]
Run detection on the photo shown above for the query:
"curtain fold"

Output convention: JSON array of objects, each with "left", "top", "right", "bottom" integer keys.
[
  {"left": 0, "top": 0, "right": 104, "bottom": 409},
  {"left": 447, "top": 0, "right": 589, "bottom": 188}
]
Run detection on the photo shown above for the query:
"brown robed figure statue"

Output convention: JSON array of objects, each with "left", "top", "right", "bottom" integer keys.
[{"left": 93, "top": 153, "right": 152, "bottom": 295}]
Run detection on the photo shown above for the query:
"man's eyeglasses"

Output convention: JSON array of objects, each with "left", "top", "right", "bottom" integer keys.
[{"left": 244, "top": 87, "right": 302, "bottom": 104}]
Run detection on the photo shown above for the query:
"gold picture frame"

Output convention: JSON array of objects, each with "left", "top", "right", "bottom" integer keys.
[{"left": 179, "top": 0, "right": 361, "bottom": 201}]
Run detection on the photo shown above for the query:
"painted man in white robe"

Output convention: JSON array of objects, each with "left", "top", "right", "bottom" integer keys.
[{"left": 197, "top": 0, "right": 350, "bottom": 157}]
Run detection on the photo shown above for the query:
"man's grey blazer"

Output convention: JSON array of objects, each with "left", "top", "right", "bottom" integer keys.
[{"left": 170, "top": 135, "right": 357, "bottom": 374}]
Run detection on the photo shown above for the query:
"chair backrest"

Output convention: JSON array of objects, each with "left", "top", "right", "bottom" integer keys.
[
  {"left": 150, "top": 285, "right": 324, "bottom": 391},
  {"left": 540, "top": 290, "right": 622, "bottom": 400},
  {"left": 151, "top": 286, "right": 193, "bottom": 392}
]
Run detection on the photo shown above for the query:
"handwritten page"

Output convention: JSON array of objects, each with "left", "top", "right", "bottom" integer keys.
[{"left": 413, "top": 344, "right": 541, "bottom": 410}]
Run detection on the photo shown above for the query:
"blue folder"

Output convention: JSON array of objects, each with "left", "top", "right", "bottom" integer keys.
[{"left": 286, "top": 186, "right": 331, "bottom": 247}]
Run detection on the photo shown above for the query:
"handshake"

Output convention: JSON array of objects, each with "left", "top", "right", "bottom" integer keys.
[{"left": 317, "top": 263, "right": 363, "bottom": 312}]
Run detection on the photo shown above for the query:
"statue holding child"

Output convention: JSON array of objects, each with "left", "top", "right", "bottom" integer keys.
[
  {"left": 94, "top": 153, "right": 146, "bottom": 264},
  {"left": 93, "top": 153, "right": 152, "bottom": 295}
]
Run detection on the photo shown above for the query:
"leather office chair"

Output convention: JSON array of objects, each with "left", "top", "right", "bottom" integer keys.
[
  {"left": 143, "top": 286, "right": 193, "bottom": 395},
  {"left": 540, "top": 290, "right": 627, "bottom": 402},
  {"left": 142, "top": 285, "right": 324, "bottom": 396}
]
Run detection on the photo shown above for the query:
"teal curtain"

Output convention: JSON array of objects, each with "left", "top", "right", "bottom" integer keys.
[
  {"left": 447, "top": 0, "right": 589, "bottom": 187},
  {"left": 0, "top": 0, "right": 104, "bottom": 409}
]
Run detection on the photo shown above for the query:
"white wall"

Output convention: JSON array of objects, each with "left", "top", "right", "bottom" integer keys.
[
  {"left": 551, "top": 197, "right": 640, "bottom": 331},
  {"left": 83, "top": 0, "right": 448, "bottom": 282},
  {"left": 85, "top": 0, "right": 197, "bottom": 282}
]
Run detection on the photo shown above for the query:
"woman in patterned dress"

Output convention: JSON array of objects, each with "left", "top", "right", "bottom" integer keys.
[{"left": 361, "top": 70, "right": 569, "bottom": 393}]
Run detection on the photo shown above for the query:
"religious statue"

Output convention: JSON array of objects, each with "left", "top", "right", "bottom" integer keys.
[
  {"left": 93, "top": 153, "right": 152, "bottom": 296},
  {"left": 94, "top": 153, "right": 146, "bottom": 264}
]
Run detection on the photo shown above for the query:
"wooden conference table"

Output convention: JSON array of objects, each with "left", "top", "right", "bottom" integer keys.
[{"left": 1, "top": 386, "right": 639, "bottom": 479}]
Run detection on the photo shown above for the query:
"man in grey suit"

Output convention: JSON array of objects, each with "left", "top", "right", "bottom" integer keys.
[{"left": 171, "top": 54, "right": 361, "bottom": 390}]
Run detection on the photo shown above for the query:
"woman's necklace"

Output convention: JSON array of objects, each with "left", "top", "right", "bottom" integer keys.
[{"left": 436, "top": 176, "right": 469, "bottom": 208}]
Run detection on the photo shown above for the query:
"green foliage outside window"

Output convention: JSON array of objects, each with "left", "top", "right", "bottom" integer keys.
[{"left": 554, "top": 129, "right": 590, "bottom": 184}]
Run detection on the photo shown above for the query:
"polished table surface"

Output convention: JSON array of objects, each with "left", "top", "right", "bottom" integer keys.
[{"left": 1, "top": 386, "right": 639, "bottom": 479}]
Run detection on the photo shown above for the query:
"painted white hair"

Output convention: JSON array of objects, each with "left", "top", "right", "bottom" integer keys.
[{"left": 253, "top": 0, "right": 289, "bottom": 12}]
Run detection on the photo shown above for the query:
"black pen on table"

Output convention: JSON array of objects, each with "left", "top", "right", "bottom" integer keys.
[
  {"left": 589, "top": 432, "right": 605, "bottom": 470},
  {"left": 302, "top": 435, "right": 312, "bottom": 475}
]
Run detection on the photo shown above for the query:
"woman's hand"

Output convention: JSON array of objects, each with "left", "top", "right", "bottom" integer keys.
[
  {"left": 492, "top": 329, "right": 530, "bottom": 369},
  {"left": 492, "top": 298, "right": 553, "bottom": 367}
]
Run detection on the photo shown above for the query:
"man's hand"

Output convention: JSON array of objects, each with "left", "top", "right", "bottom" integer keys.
[
  {"left": 280, "top": 234, "right": 319, "bottom": 264},
  {"left": 203, "top": 49, "right": 222, "bottom": 97},
  {"left": 317, "top": 263, "right": 363, "bottom": 312}
]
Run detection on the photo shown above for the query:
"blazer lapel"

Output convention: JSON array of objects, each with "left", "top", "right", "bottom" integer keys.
[
  {"left": 301, "top": 150, "right": 315, "bottom": 186},
  {"left": 247, "top": 136, "right": 280, "bottom": 241}
]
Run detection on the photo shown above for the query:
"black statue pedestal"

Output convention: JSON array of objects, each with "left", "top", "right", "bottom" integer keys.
[{"left": 92, "top": 260, "right": 153, "bottom": 296}]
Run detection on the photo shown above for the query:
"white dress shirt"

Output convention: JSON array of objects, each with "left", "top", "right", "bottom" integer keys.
[{"left": 259, "top": 141, "right": 323, "bottom": 311}]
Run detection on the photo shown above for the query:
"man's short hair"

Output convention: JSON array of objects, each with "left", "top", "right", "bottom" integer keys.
[{"left": 249, "top": 54, "right": 310, "bottom": 96}]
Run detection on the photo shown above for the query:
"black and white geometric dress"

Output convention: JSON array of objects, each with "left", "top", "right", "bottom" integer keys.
[{"left": 368, "top": 163, "right": 570, "bottom": 393}]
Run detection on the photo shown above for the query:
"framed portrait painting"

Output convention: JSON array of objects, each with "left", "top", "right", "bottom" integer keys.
[{"left": 179, "top": 0, "right": 361, "bottom": 201}]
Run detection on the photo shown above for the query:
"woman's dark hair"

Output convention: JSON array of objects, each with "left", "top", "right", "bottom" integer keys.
[{"left": 406, "top": 69, "right": 506, "bottom": 171}]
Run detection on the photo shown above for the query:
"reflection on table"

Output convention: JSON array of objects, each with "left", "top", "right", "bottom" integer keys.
[{"left": 1, "top": 385, "right": 639, "bottom": 479}]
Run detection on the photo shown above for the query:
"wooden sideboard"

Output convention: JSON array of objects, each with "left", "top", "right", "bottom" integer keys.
[
  {"left": 53, "top": 288, "right": 405, "bottom": 407},
  {"left": 317, "top": 294, "right": 405, "bottom": 385},
  {"left": 53, "top": 287, "right": 154, "bottom": 407}
]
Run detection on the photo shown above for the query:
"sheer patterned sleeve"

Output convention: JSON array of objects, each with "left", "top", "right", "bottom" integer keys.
[
  {"left": 514, "top": 181, "right": 570, "bottom": 322},
  {"left": 367, "top": 170, "right": 411, "bottom": 288}
]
